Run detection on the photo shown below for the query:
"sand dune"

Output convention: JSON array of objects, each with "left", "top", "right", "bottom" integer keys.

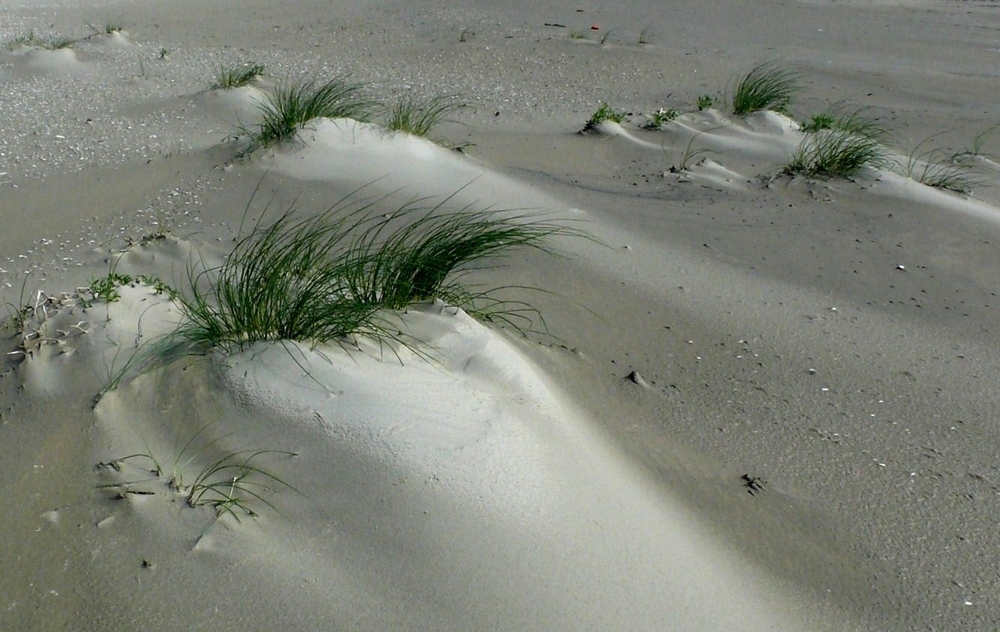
[{"left": 3, "top": 1, "right": 1000, "bottom": 630}]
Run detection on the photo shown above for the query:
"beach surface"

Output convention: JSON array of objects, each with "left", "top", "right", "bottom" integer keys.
[{"left": 2, "top": 0, "right": 1000, "bottom": 629}]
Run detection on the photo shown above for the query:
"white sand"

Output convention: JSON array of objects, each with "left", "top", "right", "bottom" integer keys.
[{"left": 2, "top": 0, "right": 1000, "bottom": 630}]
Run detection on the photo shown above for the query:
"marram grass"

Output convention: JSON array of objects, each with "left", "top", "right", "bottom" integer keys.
[
  {"left": 784, "top": 129, "right": 886, "bottom": 178},
  {"left": 383, "top": 95, "right": 461, "bottom": 138},
  {"left": 211, "top": 62, "right": 265, "bottom": 90},
  {"left": 802, "top": 105, "right": 887, "bottom": 141},
  {"left": 170, "top": 196, "right": 583, "bottom": 355},
  {"left": 238, "top": 77, "right": 377, "bottom": 154},
  {"left": 730, "top": 61, "right": 800, "bottom": 116}
]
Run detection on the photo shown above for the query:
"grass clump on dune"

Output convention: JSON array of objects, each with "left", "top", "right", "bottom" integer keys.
[
  {"left": 582, "top": 103, "right": 627, "bottom": 132},
  {"left": 237, "top": 77, "right": 376, "bottom": 154},
  {"left": 338, "top": 203, "right": 572, "bottom": 317},
  {"left": 784, "top": 129, "right": 886, "bottom": 178},
  {"left": 211, "top": 62, "right": 265, "bottom": 90},
  {"left": 730, "top": 61, "right": 800, "bottom": 116},
  {"left": 383, "top": 94, "right": 462, "bottom": 138},
  {"left": 171, "top": 197, "right": 578, "bottom": 354}
]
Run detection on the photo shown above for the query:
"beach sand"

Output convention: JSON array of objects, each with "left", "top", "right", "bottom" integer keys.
[{"left": 2, "top": 0, "right": 999, "bottom": 629}]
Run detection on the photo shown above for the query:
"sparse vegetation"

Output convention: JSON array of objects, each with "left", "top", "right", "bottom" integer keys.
[
  {"left": 46, "top": 35, "right": 76, "bottom": 50},
  {"left": 83, "top": 271, "right": 177, "bottom": 307},
  {"left": 802, "top": 105, "right": 887, "bottom": 141},
  {"left": 87, "top": 272, "right": 134, "bottom": 304},
  {"left": 697, "top": 94, "right": 714, "bottom": 111},
  {"left": 88, "top": 20, "right": 123, "bottom": 35},
  {"left": 5, "top": 31, "right": 39, "bottom": 49},
  {"left": 569, "top": 31, "right": 587, "bottom": 40},
  {"left": 383, "top": 94, "right": 461, "bottom": 138},
  {"left": 643, "top": 107, "right": 679, "bottom": 130},
  {"left": 638, "top": 25, "right": 656, "bottom": 45},
  {"left": 584, "top": 103, "right": 627, "bottom": 131},
  {"left": 730, "top": 61, "right": 800, "bottom": 116},
  {"left": 4, "top": 30, "right": 78, "bottom": 51},
  {"left": 904, "top": 138, "right": 984, "bottom": 195},
  {"left": 236, "top": 77, "right": 376, "bottom": 154},
  {"left": 784, "top": 129, "right": 886, "bottom": 178},
  {"left": 966, "top": 125, "right": 998, "bottom": 160},
  {"left": 669, "top": 127, "right": 719, "bottom": 173},
  {"left": 211, "top": 62, "right": 265, "bottom": 89},
  {"left": 99, "top": 426, "right": 299, "bottom": 521},
  {"left": 2, "top": 276, "right": 34, "bottom": 335}
]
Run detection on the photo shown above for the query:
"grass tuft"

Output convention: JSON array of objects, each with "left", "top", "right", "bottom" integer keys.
[
  {"left": 730, "top": 61, "right": 800, "bottom": 116},
  {"left": 383, "top": 94, "right": 462, "bottom": 138},
  {"left": 168, "top": 195, "right": 580, "bottom": 356},
  {"left": 236, "top": 77, "right": 376, "bottom": 154},
  {"left": 337, "top": 204, "right": 572, "bottom": 313},
  {"left": 211, "top": 62, "right": 265, "bottom": 90},
  {"left": 907, "top": 149, "right": 981, "bottom": 194},
  {"left": 902, "top": 133, "right": 987, "bottom": 195},
  {"left": 696, "top": 94, "right": 714, "bottom": 111},
  {"left": 784, "top": 129, "right": 886, "bottom": 178},
  {"left": 185, "top": 449, "right": 299, "bottom": 520},
  {"left": 802, "top": 104, "right": 887, "bottom": 141}
]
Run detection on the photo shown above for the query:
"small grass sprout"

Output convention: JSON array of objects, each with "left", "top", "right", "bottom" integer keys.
[
  {"left": 88, "top": 21, "right": 123, "bottom": 36},
  {"left": 98, "top": 427, "right": 298, "bottom": 521},
  {"left": 236, "top": 76, "right": 376, "bottom": 154},
  {"left": 784, "top": 129, "right": 886, "bottom": 178},
  {"left": 967, "top": 125, "right": 998, "bottom": 160},
  {"left": 643, "top": 107, "right": 679, "bottom": 130},
  {"left": 905, "top": 144, "right": 983, "bottom": 195},
  {"left": 730, "top": 61, "right": 800, "bottom": 116},
  {"left": 211, "top": 62, "right": 265, "bottom": 89},
  {"left": 696, "top": 94, "right": 714, "bottom": 111},
  {"left": 185, "top": 449, "right": 299, "bottom": 520},
  {"left": 584, "top": 103, "right": 627, "bottom": 131},
  {"left": 638, "top": 25, "right": 656, "bottom": 45},
  {"left": 383, "top": 94, "right": 462, "bottom": 138},
  {"left": 5, "top": 31, "right": 40, "bottom": 49},
  {"left": 2, "top": 275, "right": 34, "bottom": 335},
  {"left": 668, "top": 127, "right": 720, "bottom": 173}
]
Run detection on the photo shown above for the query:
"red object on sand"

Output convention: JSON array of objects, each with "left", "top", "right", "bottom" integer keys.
[{"left": 590, "top": 25, "right": 599, "bottom": 30}]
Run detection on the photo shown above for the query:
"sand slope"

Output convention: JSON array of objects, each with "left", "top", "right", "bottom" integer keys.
[{"left": 2, "top": 0, "right": 1000, "bottom": 629}]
